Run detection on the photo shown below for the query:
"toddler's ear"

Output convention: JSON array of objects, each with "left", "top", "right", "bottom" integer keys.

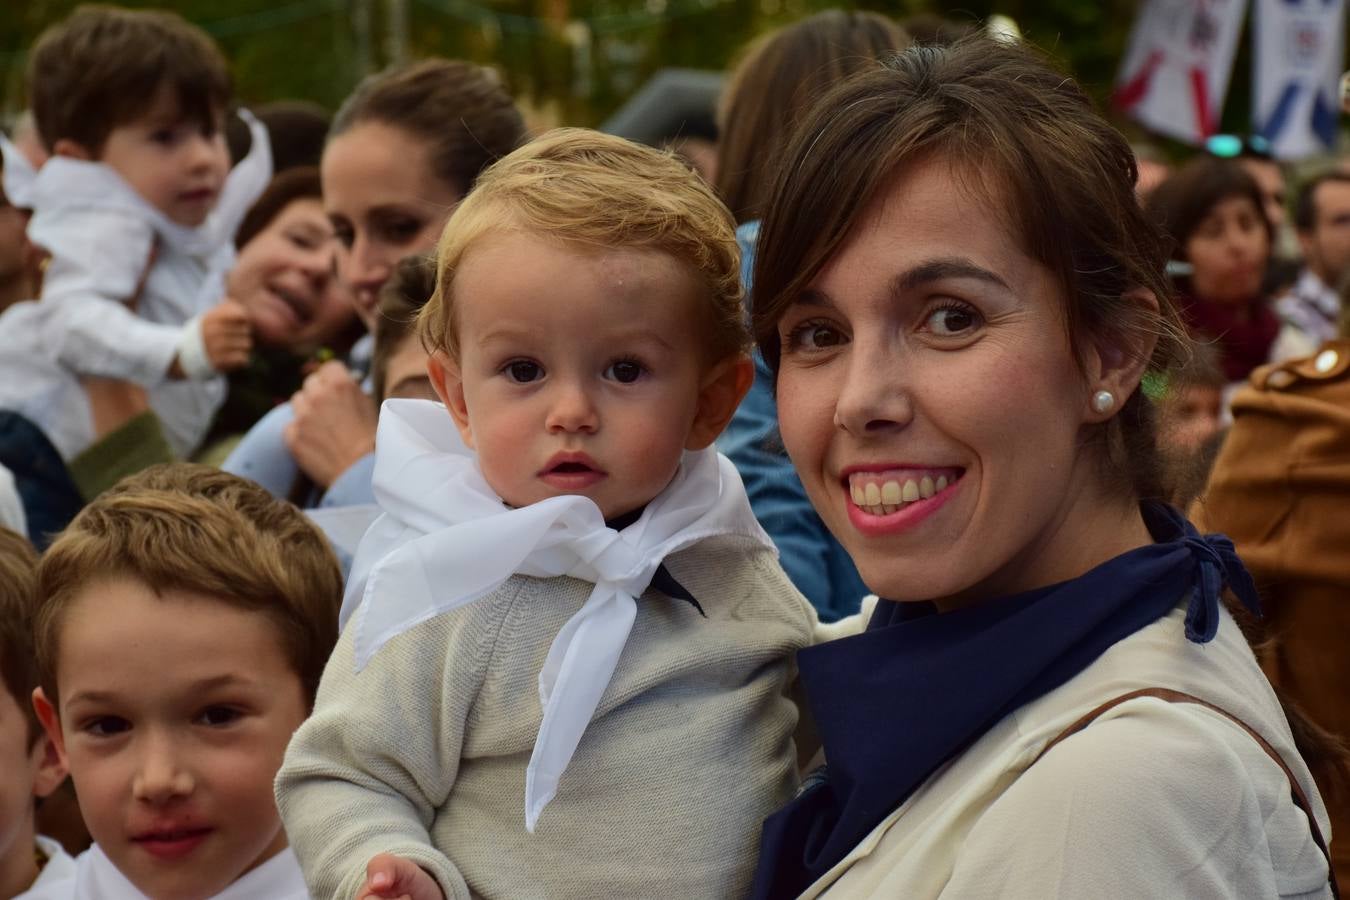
[
  {"left": 50, "top": 139, "right": 93, "bottom": 161},
  {"left": 427, "top": 352, "right": 475, "bottom": 450},
  {"left": 31, "top": 688, "right": 68, "bottom": 770},
  {"left": 686, "top": 354, "right": 754, "bottom": 451}
]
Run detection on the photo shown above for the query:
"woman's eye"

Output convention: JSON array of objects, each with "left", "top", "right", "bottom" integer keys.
[
  {"left": 785, "top": 321, "right": 846, "bottom": 351},
  {"left": 605, "top": 360, "right": 645, "bottom": 384},
  {"left": 197, "top": 706, "right": 242, "bottom": 727},
  {"left": 287, "top": 232, "right": 322, "bottom": 251},
  {"left": 84, "top": 716, "right": 131, "bottom": 738},
  {"left": 379, "top": 218, "right": 423, "bottom": 244},
  {"left": 505, "top": 360, "right": 543, "bottom": 383},
  {"left": 924, "top": 304, "right": 981, "bottom": 337}
]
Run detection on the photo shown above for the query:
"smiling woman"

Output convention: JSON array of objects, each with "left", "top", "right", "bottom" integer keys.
[{"left": 748, "top": 37, "right": 1338, "bottom": 900}]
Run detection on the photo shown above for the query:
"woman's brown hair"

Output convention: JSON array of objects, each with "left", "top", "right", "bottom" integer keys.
[
  {"left": 714, "top": 10, "right": 909, "bottom": 225},
  {"left": 330, "top": 59, "right": 526, "bottom": 199},
  {"left": 752, "top": 36, "right": 1187, "bottom": 503},
  {"left": 1145, "top": 156, "right": 1274, "bottom": 266}
]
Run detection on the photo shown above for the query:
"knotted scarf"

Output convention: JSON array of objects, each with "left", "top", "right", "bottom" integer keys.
[
  {"left": 342, "top": 399, "right": 774, "bottom": 831},
  {"left": 751, "top": 503, "right": 1261, "bottom": 899}
]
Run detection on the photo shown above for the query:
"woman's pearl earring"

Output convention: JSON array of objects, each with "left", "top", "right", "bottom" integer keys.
[{"left": 1092, "top": 390, "right": 1116, "bottom": 414}]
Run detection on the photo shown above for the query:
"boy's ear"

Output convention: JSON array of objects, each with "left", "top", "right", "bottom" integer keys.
[
  {"left": 427, "top": 352, "right": 475, "bottom": 450},
  {"left": 50, "top": 139, "right": 93, "bottom": 162},
  {"left": 29, "top": 727, "right": 68, "bottom": 800},
  {"left": 1085, "top": 287, "right": 1160, "bottom": 424},
  {"left": 31, "top": 688, "right": 68, "bottom": 768},
  {"left": 686, "top": 354, "right": 755, "bottom": 451}
]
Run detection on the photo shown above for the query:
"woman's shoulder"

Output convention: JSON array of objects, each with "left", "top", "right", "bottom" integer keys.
[{"left": 948, "top": 698, "right": 1331, "bottom": 898}]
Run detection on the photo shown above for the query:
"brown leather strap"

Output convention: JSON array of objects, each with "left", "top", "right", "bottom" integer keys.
[{"left": 1036, "top": 687, "right": 1338, "bottom": 898}]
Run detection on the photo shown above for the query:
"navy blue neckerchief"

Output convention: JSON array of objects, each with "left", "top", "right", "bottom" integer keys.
[
  {"left": 606, "top": 507, "right": 704, "bottom": 617},
  {"left": 751, "top": 503, "right": 1260, "bottom": 899}
]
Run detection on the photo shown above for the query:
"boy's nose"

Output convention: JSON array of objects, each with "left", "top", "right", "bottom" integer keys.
[
  {"left": 545, "top": 384, "right": 599, "bottom": 434},
  {"left": 131, "top": 734, "right": 194, "bottom": 804}
]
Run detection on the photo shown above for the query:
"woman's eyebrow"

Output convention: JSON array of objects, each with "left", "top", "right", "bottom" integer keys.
[{"left": 889, "top": 258, "right": 1012, "bottom": 295}]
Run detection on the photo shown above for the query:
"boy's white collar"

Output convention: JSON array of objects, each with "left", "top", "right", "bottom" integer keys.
[{"left": 343, "top": 398, "right": 774, "bottom": 831}]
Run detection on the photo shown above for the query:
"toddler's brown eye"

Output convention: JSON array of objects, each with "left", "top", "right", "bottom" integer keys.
[
  {"left": 607, "top": 361, "right": 644, "bottom": 383},
  {"left": 506, "top": 361, "right": 543, "bottom": 383}
]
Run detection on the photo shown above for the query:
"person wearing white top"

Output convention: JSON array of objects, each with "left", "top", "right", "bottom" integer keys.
[
  {"left": 22, "top": 843, "right": 308, "bottom": 900},
  {"left": 0, "top": 7, "right": 270, "bottom": 463},
  {"left": 745, "top": 38, "right": 1334, "bottom": 900},
  {"left": 13, "top": 835, "right": 77, "bottom": 899}
]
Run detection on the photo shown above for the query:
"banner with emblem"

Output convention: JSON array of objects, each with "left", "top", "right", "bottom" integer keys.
[
  {"left": 1253, "top": 0, "right": 1346, "bottom": 159},
  {"left": 1115, "top": 0, "right": 1249, "bottom": 145}
]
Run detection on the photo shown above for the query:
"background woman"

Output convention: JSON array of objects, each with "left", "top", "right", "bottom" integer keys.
[
  {"left": 749, "top": 38, "right": 1336, "bottom": 899},
  {"left": 715, "top": 10, "right": 909, "bottom": 622},
  {"left": 223, "top": 58, "right": 525, "bottom": 506},
  {"left": 1147, "top": 157, "right": 1279, "bottom": 384}
]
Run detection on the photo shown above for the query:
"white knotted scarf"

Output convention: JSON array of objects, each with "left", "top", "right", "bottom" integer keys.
[{"left": 342, "top": 399, "right": 774, "bottom": 831}]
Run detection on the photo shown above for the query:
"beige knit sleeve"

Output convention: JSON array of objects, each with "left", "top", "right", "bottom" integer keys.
[{"left": 275, "top": 586, "right": 519, "bottom": 900}]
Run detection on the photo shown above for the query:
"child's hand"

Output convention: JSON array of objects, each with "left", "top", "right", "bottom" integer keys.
[
  {"left": 199, "top": 300, "right": 253, "bottom": 372},
  {"left": 358, "top": 853, "right": 446, "bottom": 900}
]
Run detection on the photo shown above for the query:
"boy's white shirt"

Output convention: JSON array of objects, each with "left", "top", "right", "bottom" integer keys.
[
  {"left": 31, "top": 844, "right": 308, "bottom": 899},
  {"left": 342, "top": 397, "right": 776, "bottom": 832},
  {"left": 12, "top": 835, "right": 77, "bottom": 899},
  {"left": 0, "top": 111, "right": 272, "bottom": 459}
]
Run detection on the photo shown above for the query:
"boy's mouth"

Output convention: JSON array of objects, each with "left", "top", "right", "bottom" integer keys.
[
  {"left": 539, "top": 453, "right": 607, "bottom": 490},
  {"left": 131, "top": 825, "right": 214, "bottom": 861}
]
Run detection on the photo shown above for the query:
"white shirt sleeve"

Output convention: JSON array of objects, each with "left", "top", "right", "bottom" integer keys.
[
  {"left": 31, "top": 206, "right": 187, "bottom": 385},
  {"left": 941, "top": 700, "right": 1331, "bottom": 899}
]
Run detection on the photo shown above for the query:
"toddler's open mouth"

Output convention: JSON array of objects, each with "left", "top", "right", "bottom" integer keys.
[{"left": 539, "top": 453, "right": 607, "bottom": 490}]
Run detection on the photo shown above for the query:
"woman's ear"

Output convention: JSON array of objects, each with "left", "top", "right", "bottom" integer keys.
[
  {"left": 426, "top": 352, "right": 475, "bottom": 450},
  {"left": 50, "top": 139, "right": 93, "bottom": 162},
  {"left": 686, "top": 354, "right": 755, "bottom": 451},
  {"left": 1086, "top": 288, "right": 1161, "bottom": 422}
]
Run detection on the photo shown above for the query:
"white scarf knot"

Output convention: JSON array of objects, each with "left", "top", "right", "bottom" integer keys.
[{"left": 342, "top": 399, "right": 773, "bottom": 831}]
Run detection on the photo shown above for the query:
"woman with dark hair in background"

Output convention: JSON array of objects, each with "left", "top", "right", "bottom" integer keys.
[
  {"left": 748, "top": 37, "right": 1336, "bottom": 899},
  {"left": 1147, "top": 157, "right": 1279, "bottom": 384},
  {"left": 715, "top": 10, "right": 909, "bottom": 622},
  {"left": 223, "top": 59, "right": 525, "bottom": 508}
]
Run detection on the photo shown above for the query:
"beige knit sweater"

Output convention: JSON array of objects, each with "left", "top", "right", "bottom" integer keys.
[{"left": 275, "top": 534, "right": 817, "bottom": 900}]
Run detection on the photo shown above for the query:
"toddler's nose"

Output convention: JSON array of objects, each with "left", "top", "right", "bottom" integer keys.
[{"left": 545, "top": 383, "right": 599, "bottom": 434}]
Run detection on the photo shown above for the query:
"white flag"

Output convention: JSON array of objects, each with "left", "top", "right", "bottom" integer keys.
[
  {"left": 1253, "top": 0, "right": 1345, "bottom": 160},
  {"left": 1116, "top": 0, "right": 1249, "bottom": 145}
]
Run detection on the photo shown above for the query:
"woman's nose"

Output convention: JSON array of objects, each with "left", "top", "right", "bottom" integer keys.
[
  {"left": 131, "top": 733, "right": 194, "bottom": 805},
  {"left": 341, "top": 234, "right": 391, "bottom": 293},
  {"left": 832, "top": 342, "right": 913, "bottom": 437},
  {"left": 545, "top": 382, "right": 599, "bottom": 434}
]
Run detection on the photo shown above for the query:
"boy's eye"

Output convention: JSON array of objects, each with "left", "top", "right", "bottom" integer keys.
[
  {"left": 504, "top": 360, "right": 543, "bottom": 383},
  {"left": 196, "top": 706, "right": 242, "bottom": 727},
  {"left": 83, "top": 716, "right": 131, "bottom": 738},
  {"left": 605, "top": 360, "right": 645, "bottom": 384},
  {"left": 150, "top": 129, "right": 178, "bottom": 146}
]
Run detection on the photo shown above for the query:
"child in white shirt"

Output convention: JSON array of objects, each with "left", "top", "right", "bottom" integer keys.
[
  {"left": 31, "top": 464, "right": 344, "bottom": 900},
  {"left": 275, "top": 129, "right": 820, "bottom": 900},
  {"left": 0, "top": 6, "right": 270, "bottom": 462}
]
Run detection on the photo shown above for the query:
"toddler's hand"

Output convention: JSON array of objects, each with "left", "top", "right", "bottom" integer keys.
[
  {"left": 199, "top": 300, "right": 253, "bottom": 372},
  {"left": 359, "top": 853, "right": 446, "bottom": 900}
]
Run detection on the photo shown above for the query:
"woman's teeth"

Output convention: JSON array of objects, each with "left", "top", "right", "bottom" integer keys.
[{"left": 849, "top": 474, "right": 950, "bottom": 516}]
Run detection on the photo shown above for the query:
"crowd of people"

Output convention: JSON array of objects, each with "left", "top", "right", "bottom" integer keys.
[{"left": 0, "top": 4, "right": 1348, "bottom": 899}]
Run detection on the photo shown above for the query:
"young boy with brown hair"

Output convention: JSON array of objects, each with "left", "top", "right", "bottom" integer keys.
[
  {"left": 276, "top": 129, "right": 819, "bottom": 900},
  {"left": 0, "top": 5, "right": 272, "bottom": 481},
  {"left": 30, "top": 464, "right": 342, "bottom": 899},
  {"left": 0, "top": 527, "right": 71, "bottom": 898}
]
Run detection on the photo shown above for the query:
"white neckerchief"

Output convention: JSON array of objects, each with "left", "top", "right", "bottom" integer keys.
[
  {"left": 344, "top": 398, "right": 774, "bottom": 831},
  {"left": 24, "top": 109, "right": 272, "bottom": 259},
  {"left": 0, "top": 134, "right": 38, "bottom": 208},
  {"left": 69, "top": 844, "right": 307, "bottom": 899}
]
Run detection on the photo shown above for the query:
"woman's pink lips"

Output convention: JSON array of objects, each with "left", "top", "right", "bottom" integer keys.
[
  {"left": 844, "top": 475, "right": 961, "bottom": 536},
  {"left": 133, "top": 828, "right": 213, "bottom": 861}
]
